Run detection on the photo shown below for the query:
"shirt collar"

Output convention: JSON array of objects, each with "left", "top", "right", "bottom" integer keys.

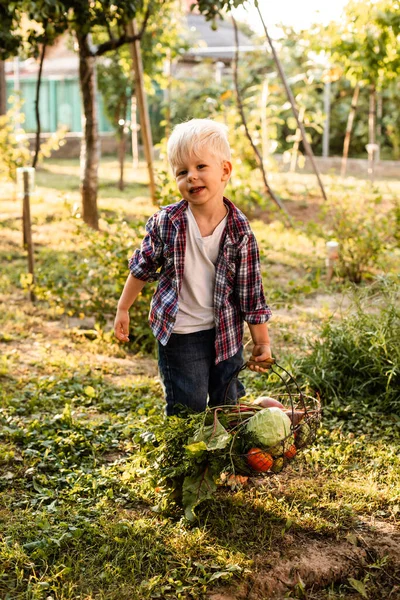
[{"left": 164, "top": 197, "right": 251, "bottom": 243}]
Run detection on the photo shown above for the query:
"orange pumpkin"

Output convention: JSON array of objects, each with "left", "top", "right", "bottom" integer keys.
[
  {"left": 284, "top": 444, "right": 297, "bottom": 459},
  {"left": 246, "top": 448, "right": 274, "bottom": 472}
]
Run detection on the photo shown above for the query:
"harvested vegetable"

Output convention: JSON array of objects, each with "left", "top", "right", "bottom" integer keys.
[
  {"left": 284, "top": 444, "right": 297, "bottom": 459},
  {"left": 246, "top": 407, "right": 292, "bottom": 448},
  {"left": 136, "top": 381, "right": 320, "bottom": 520},
  {"left": 270, "top": 457, "right": 284, "bottom": 473},
  {"left": 246, "top": 448, "right": 273, "bottom": 472},
  {"left": 284, "top": 409, "right": 305, "bottom": 426},
  {"left": 295, "top": 422, "right": 312, "bottom": 448},
  {"left": 253, "top": 396, "right": 285, "bottom": 409}
]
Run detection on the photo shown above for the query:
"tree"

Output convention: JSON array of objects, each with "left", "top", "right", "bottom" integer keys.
[
  {"left": 308, "top": 0, "right": 400, "bottom": 174},
  {"left": 96, "top": 1, "right": 184, "bottom": 191},
  {"left": 0, "top": 2, "right": 22, "bottom": 115},
  {"left": 2, "top": 0, "right": 178, "bottom": 229}
]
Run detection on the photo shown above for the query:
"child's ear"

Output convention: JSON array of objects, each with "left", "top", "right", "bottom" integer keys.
[{"left": 222, "top": 160, "right": 232, "bottom": 181}]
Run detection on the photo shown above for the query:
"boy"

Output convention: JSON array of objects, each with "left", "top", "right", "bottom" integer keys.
[{"left": 114, "top": 119, "right": 272, "bottom": 415}]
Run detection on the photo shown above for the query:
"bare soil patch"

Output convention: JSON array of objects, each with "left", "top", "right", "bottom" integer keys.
[{"left": 209, "top": 521, "right": 400, "bottom": 599}]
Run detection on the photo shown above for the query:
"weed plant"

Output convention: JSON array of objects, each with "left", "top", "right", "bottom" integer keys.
[
  {"left": 297, "top": 277, "right": 400, "bottom": 415},
  {"left": 32, "top": 218, "right": 156, "bottom": 354},
  {"left": 321, "top": 192, "right": 398, "bottom": 283}
]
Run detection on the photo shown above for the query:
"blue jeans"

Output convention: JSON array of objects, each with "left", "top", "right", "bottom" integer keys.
[{"left": 158, "top": 328, "right": 246, "bottom": 416}]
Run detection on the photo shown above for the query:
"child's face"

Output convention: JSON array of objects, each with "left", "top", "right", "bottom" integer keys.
[{"left": 173, "top": 149, "right": 232, "bottom": 208}]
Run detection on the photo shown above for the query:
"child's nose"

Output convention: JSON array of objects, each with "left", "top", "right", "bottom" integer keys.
[{"left": 187, "top": 170, "right": 198, "bottom": 181}]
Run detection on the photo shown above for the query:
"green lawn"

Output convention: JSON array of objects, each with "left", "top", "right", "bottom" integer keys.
[{"left": 0, "top": 159, "right": 399, "bottom": 599}]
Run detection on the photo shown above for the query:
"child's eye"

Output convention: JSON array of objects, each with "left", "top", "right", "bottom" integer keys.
[
  {"left": 197, "top": 164, "right": 206, "bottom": 170},
  {"left": 177, "top": 170, "right": 187, "bottom": 176}
]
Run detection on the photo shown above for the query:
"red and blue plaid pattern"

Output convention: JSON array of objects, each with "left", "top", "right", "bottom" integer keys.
[{"left": 129, "top": 197, "right": 271, "bottom": 364}]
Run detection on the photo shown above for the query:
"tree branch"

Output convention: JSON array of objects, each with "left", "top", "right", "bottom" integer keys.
[
  {"left": 232, "top": 16, "right": 293, "bottom": 225},
  {"left": 93, "top": 6, "right": 151, "bottom": 56},
  {"left": 255, "top": 3, "right": 328, "bottom": 201},
  {"left": 32, "top": 35, "right": 47, "bottom": 169}
]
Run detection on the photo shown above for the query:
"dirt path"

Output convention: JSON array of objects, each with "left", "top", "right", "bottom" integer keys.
[{"left": 210, "top": 520, "right": 400, "bottom": 599}]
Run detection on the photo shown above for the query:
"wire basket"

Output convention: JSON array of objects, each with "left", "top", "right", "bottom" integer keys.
[{"left": 216, "top": 358, "right": 321, "bottom": 476}]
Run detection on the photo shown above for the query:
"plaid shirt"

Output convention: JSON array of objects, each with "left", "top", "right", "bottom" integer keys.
[{"left": 129, "top": 197, "right": 271, "bottom": 364}]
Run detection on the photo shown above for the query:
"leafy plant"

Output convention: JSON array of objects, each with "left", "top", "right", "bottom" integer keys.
[
  {"left": 0, "top": 99, "right": 31, "bottom": 181},
  {"left": 33, "top": 217, "right": 155, "bottom": 353},
  {"left": 297, "top": 277, "right": 400, "bottom": 413},
  {"left": 0, "top": 97, "right": 67, "bottom": 181},
  {"left": 323, "top": 192, "right": 396, "bottom": 283}
]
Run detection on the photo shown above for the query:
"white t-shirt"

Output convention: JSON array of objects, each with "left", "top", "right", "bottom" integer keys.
[{"left": 173, "top": 207, "right": 228, "bottom": 333}]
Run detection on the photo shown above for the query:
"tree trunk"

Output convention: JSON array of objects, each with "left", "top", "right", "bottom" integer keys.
[
  {"left": 127, "top": 20, "right": 156, "bottom": 204},
  {"left": 118, "top": 97, "right": 128, "bottom": 191},
  {"left": 376, "top": 91, "right": 382, "bottom": 162},
  {"left": 131, "top": 91, "right": 139, "bottom": 169},
  {"left": 32, "top": 39, "right": 47, "bottom": 169},
  {"left": 232, "top": 17, "right": 292, "bottom": 225},
  {"left": 341, "top": 83, "right": 359, "bottom": 177},
  {"left": 0, "top": 60, "right": 7, "bottom": 115},
  {"left": 290, "top": 105, "right": 305, "bottom": 173},
  {"left": 260, "top": 79, "right": 269, "bottom": 163},
  {"left": 77, "top": 31, "right": 99, "bottom": 230},
  {"left": 255, "top": 4, "right": 327, "bottom": 201},
  {"left": 322, "top": 81, "right": 331, "bottom": 158},
  {"left": 368, "top": 85, "right": 377, "bottom": 180},
  {"left": 118, "top": 129, "right": 126, "bottom": 190},
  {"left": 163, "top": 48, "right": 172, "bottom": 140}
]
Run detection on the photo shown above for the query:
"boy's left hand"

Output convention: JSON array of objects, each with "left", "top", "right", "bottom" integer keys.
[{"left": 249, "top": 344, "right": 272, "bottom": 373}]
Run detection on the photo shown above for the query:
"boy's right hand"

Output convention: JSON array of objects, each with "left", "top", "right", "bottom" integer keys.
[{"left": 114, "top": 309, "right": 130, "bottom": 342}]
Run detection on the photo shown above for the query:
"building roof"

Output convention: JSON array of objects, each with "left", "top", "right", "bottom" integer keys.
[{"left": 184, "top": 13, "right": 255, "bottom": 61}]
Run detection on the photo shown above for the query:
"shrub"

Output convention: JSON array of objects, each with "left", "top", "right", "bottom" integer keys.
[
  {"left": 323, "top": 193, "right": 395, "bottom": 283},
  {"left": 34, "top": 218, "right": 155, "bottom": 354},
  {"left": 297, "top": 278, "right": 400, "bottom": 414}
]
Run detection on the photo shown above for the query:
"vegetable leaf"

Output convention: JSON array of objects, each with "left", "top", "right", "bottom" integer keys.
[
  {"left": 182, "top": 468, "right": 217, "bottom": 521},
  {"left": 192, "top": 418, "right": 231, "bottom": 451},
  {"left": 185, "top": 441, "right": 207, "bottom": 456}
]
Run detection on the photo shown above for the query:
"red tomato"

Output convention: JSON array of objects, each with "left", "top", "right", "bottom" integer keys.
[
  {"left": 246, "top": 448, "right": 274, "bottom": 472},
  {"left": 284, "top": 444, "right": 297, "bottom": 460}
]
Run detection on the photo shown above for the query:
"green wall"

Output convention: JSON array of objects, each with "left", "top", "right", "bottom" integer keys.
[{"left": 6, "top": 77, "right": 113, "bottom": 134}]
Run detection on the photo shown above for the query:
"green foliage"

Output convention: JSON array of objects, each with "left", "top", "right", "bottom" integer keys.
[
  {"left": 33, "top": 218, "right": 155, "bottom": 353},
  {"left": 297, "top": 278, "right": 400, "bottom": 414},
  {"left": 0, "top": 2, "right": 22, "bottom": 59},
  {"left": 0, "top": 98, "right": 67, "bottom": 180},
  {"left": 323, "top": 192, "right": 396, "bottom": 283},
  {"left": 0, "top": 99, "right": 31, "bottom": 181}
]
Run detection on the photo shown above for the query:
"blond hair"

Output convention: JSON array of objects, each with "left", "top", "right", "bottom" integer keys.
[{"left": 167, "top": 119, "right": 231, "bottom": 169}]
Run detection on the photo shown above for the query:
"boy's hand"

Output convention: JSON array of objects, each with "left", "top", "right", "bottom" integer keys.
[
  {"left": 249, "top": 344, "right": 272, "bottom": 373},
  {"left": 114, "top": 309, "right": 130, "bottom": 342}
]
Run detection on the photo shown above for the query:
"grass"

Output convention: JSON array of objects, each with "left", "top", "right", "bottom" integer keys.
[{"left": 1, "top": 159, "right": 399, "bottom": 599}]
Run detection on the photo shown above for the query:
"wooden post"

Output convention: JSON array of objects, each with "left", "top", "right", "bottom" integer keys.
[
  {"left": 127, "top": 20, "right": 156, "bottom": 203},
  {"left": 326, "top": 241, "right": 339, "bottom": 285},
  {"left": 341, "top": 83, "right": 359, "bottom": 178},
  {"left": 0, "top": 60, "right": 6, "bottom": 116},
  {"left": 322, "top": 81, "right": 331, "bottom": 158},
  {"left": 20, "top": 169, "right": 35, "bottom": 302}
]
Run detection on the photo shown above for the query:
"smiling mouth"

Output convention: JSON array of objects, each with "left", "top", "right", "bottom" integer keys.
[{"left": 189, "top": 186, "right": 205, "bottom": 194}]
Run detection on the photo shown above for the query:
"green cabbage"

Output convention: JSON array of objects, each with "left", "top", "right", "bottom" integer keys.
[{"left": 246, "top": 407, "right": 292, "bottom": 448}]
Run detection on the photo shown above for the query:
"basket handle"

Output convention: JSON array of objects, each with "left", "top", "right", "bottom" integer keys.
[
  {"left": 246, "top": 357, "right": 275, "bottom": 370},
  {"left": 223, "top": 358, "right": 305, "bottom": 411}
]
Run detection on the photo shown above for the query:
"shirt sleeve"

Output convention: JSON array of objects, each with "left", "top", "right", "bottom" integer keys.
[
  {"left": 236, "top": 232, "right": 272, "bottom": 323},
  {"left": 128, "top": 213, "right": 165, "bottom": 283}
]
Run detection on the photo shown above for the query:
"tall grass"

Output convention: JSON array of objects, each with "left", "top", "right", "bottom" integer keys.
[{"left": 297, "top": 278, "right": 400, "bottom": 413}]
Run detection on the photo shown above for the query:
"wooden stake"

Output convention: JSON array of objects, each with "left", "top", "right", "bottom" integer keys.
[
  {"left": 128, "top": 20, "right": 156, "bottom": 204},
  {"left": 22, "top": 170, "right": 35, "bottom": 302}
]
